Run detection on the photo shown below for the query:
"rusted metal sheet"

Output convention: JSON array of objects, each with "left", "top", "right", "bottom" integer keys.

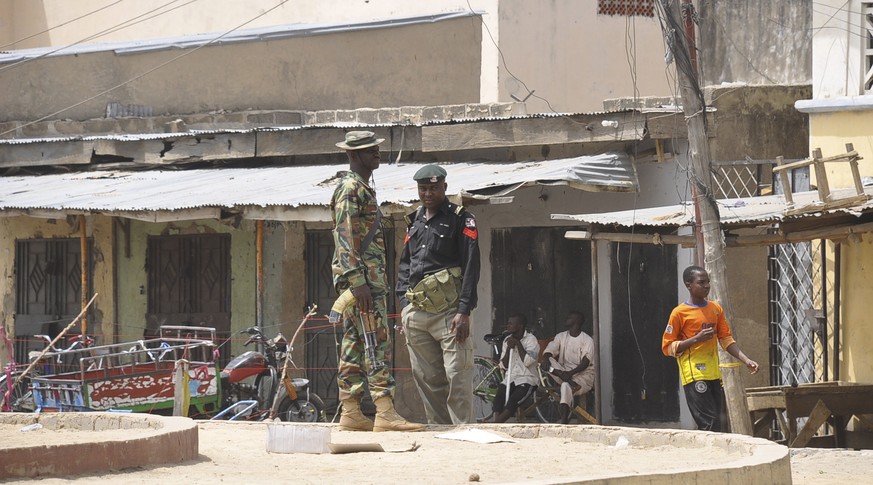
[
  {"left": 552, "top": 186, "right": 873, "bottom": 229},
  {"left": 0, "top": 155, "right": 639, "bottom": 220}
]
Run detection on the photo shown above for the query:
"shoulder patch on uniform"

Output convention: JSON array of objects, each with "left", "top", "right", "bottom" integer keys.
[
  {"left": 665, "top": 324, "right": 673, "bottom": 334},
  {"left": 403, "top": 209, "right": 417, "bottom": 227},
  {"left": 464, "top": 217, "right": 476, "bottom": 228}
]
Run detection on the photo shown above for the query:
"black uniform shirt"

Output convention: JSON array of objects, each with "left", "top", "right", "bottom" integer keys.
[{"left": 397, "top": 199, "right": 480, "bottom": 315}]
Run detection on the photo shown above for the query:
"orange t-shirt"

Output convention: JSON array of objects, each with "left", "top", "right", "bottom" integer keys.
[{"left": 661, "top": 300, "right": 736, "bottom": 386}]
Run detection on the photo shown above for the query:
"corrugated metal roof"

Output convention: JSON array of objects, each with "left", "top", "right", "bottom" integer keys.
[
  {"left": 0, "top": 12, "right": 478, "bottom": 63},
  {"left": 0, "top": 110, "right": 642, "bottom": 146},
  {"left": 551, "top": 187, "right": 873, "bottom": 228},
  {"left": 0, "top": 153, "right": 636, "bottom": 216}
]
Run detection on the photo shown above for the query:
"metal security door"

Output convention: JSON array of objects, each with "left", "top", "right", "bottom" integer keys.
[
  {"left": 15, "top": 239, "right": 92, "bottom": 364},
  {"left": 305, "top": 230, "right": 343, "bottom": 414},
  {"left": 610, "top": 241, "right": 679, "bottom": 423},
  {"left": 146, "top": 234, "right": 231, "bottom": 362},
  {"left": 768, "top": 240, "right": 826, "bottom": 387},
  {"left": 768, "top": 165, "right": 827, "bottom": 388},
  {"left": 491, "top": 227, "right": 593, "bottom": 339}
]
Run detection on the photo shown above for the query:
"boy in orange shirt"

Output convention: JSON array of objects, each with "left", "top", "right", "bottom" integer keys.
[{"left": 662, "top": 265, "right": 759, "bottom": 432}]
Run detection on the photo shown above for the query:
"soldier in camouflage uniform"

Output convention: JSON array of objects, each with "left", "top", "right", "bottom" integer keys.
[{"left": 331, "top": 131, "right": 424, "bottom": 432}]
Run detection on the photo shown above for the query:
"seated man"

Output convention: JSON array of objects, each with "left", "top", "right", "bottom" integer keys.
[
  {"left": 541, "top": 311, "right": 595, "bottom": 424},
  {"left": 493, "top": 313, "right": 540, "bottom": 423}
]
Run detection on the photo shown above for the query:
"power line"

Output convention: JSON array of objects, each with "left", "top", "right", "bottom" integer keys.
[
  {"left": 707, "top": 10, "right": 779, "bottom": 84},
  {"left": 0, "top": 0, "right": 290, "bottom": 138},
  {"left": 0, "top": 0, "right": 127, "bottom": 50},
  {"left": 0, "top": 0, "right": 199, "bottom": 74}
]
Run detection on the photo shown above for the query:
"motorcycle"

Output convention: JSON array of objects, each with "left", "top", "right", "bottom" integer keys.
[{"left": 215, "top": 326, "right": 325, "bottom": 422}]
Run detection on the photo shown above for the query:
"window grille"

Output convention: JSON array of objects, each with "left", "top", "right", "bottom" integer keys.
[
  {"left": 864, "top": 3, "right": 873, "bottom": 93},
  {"left": 711, "top": 159, "right": 775, "bottom": 199}
]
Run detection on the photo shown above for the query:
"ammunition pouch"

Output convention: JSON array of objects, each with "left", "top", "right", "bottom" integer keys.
[{"left": 405, "top": 267, "right": 462, "bottom": 314}]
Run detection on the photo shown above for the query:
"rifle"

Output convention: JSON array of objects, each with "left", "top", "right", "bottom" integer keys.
[{"left": 329, "top": 289, "right": 386, "bottom": 370}]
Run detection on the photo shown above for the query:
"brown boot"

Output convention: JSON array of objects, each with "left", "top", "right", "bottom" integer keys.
[
  {"left": 339, "top": 397, "right": 373, "bottom": 431},
  {"left": 373, "top": 396, "right": 425, "bottom": 432}
]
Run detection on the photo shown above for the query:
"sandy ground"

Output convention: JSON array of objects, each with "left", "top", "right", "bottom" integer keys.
[{"left": 4, "top": 421, "right": 873, "bottom": 484}]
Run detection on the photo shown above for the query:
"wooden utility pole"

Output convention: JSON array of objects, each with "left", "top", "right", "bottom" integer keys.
[{"left": 657, "top": 0, "right": 752, "bottom": 435}]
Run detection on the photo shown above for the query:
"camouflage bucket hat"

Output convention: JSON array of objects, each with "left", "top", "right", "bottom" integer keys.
[{"left": 336, "top": 130, "right": 385, "bottom": 150}]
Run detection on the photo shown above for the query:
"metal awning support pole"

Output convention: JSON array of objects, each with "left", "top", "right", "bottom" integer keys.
[
  {"left": 256, "top": 220, "right": 265, "bottom": 353},
  {"left": 590, "top": 225, "right": 602, "bottom": 423},
  {"left": 834, "top": 243, "right": 841, "bottom": 381},
  {"left": 79, "top": 215, "right": 88, "bottom": 334},
  {"left": 821, "top": 240, "right": 829, "bottom": 381}
]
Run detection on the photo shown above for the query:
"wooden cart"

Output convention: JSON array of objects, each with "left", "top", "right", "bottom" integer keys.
[{"left": 30, "top": 326, "right": 221, "bottom": 416}]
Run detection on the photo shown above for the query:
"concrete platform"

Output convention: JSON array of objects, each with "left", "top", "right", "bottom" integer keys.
[
  {"left": 0, "top": 413, "right": 791, "bottom": 483},
  {"left": 494, "top": 423, "right": 792, "bottom": 484},
  {"left": 0, "top": 412, "right": 198, "bottom": 480}
]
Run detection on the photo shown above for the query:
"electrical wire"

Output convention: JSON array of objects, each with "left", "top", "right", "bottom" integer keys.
[
  {"left": 707, "top": 7, "right": 780, "bottom": 84},
  {"left": 0, "top": 0, "right": 290, "bottom": 138},
  {"left": 0, "top": 0, "right": 198, "bottom": 74},
  {"left": 464, "top": 0, "right": 632, "bottom": 127},
  {"left": 620, "top": 7, "right": 649, "bottom": 398},
  {"left": 0, "top": 0, "right": 127, "bottom": 50}
]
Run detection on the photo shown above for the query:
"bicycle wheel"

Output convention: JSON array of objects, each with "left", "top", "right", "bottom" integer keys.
[
  {"left": 0, "top": 373, "right": 32, "bottom": 412},
  {"left": 472, "top": 356, "right": 500, "bottom": 423},
  {"left": 533, "top": 373, "right": 563, "bottom": 423},
  {"left": 533, "top": 388, "right": 562, "bottom": 423}
]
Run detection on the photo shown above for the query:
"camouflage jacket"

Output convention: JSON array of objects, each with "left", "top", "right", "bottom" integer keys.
[{"left": 330, "top": 171, "right": 388, "bottom": 294}]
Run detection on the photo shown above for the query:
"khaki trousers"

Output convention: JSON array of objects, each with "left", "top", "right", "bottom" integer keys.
[{"left": 402, "top": 304, "right": 474, "bottom": 424}]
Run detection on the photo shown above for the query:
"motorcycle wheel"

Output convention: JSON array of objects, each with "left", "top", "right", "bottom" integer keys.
[
  {"left": 0, "top": 374, "right": 32, "bottom": 412},
  {"left": 274, "top": 393, "right": 325, "bottom": 422}
]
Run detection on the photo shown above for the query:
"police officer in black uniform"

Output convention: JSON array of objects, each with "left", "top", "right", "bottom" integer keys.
[{"left": 397, "top": 164, "right": 481, "bottom": 424}]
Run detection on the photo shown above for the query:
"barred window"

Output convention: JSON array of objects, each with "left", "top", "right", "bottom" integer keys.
[
  {"left": 864, "top": 2, "right": 873, "bottom": 93},
  {"left": 598, "top": 0, "right": 655, "bottom": 17}
]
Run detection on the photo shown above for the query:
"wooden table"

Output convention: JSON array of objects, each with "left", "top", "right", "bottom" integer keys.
[{"left": 746, "top": 381, "right": 873, "bottom": 448}]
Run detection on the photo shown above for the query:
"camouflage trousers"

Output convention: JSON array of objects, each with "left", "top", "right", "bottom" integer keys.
[{"left": 337, "top": 292, "right": 395, "bottom": 401}]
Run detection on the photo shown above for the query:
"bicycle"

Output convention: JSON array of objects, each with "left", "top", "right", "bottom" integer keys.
[{"left": 472, "top": 332, "right": 561, "bottom": 423}]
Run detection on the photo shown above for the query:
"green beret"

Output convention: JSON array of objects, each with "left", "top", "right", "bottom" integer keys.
[{"left": 413, "top": 164, "right": 447, "bottom": 183}]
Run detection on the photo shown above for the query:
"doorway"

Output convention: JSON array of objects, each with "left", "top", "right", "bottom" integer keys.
[{"left": 610, "top": 241, "right": 679, "bottom": 423}]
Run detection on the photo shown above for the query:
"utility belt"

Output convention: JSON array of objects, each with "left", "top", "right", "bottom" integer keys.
[{"left": 405, "top": 266, "right": 462, "bottom": 314}]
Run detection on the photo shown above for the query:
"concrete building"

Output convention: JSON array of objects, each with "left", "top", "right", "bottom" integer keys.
[
  {"left": 0, "top": 2, "right": 816, "bottom": 429},
  {"left": 794, "top": 1, "right": 873, "bottom": 387},
  {"left": 0, "top": 0, "right": 676, "bottom": 114}
]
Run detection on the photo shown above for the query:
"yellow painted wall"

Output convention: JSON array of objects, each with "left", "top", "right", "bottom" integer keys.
[
  {"left": 809, "top": 110, "right": 873, "bottom": 383},
  {"left": 0, "top": 215, "right": 114, "bottom": 367},
  {"left": 808, "top": 111, "right": 873, "bottom": 188},
  {"left": 835, "top": 233, "right": 873, "bottom": 383}
]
